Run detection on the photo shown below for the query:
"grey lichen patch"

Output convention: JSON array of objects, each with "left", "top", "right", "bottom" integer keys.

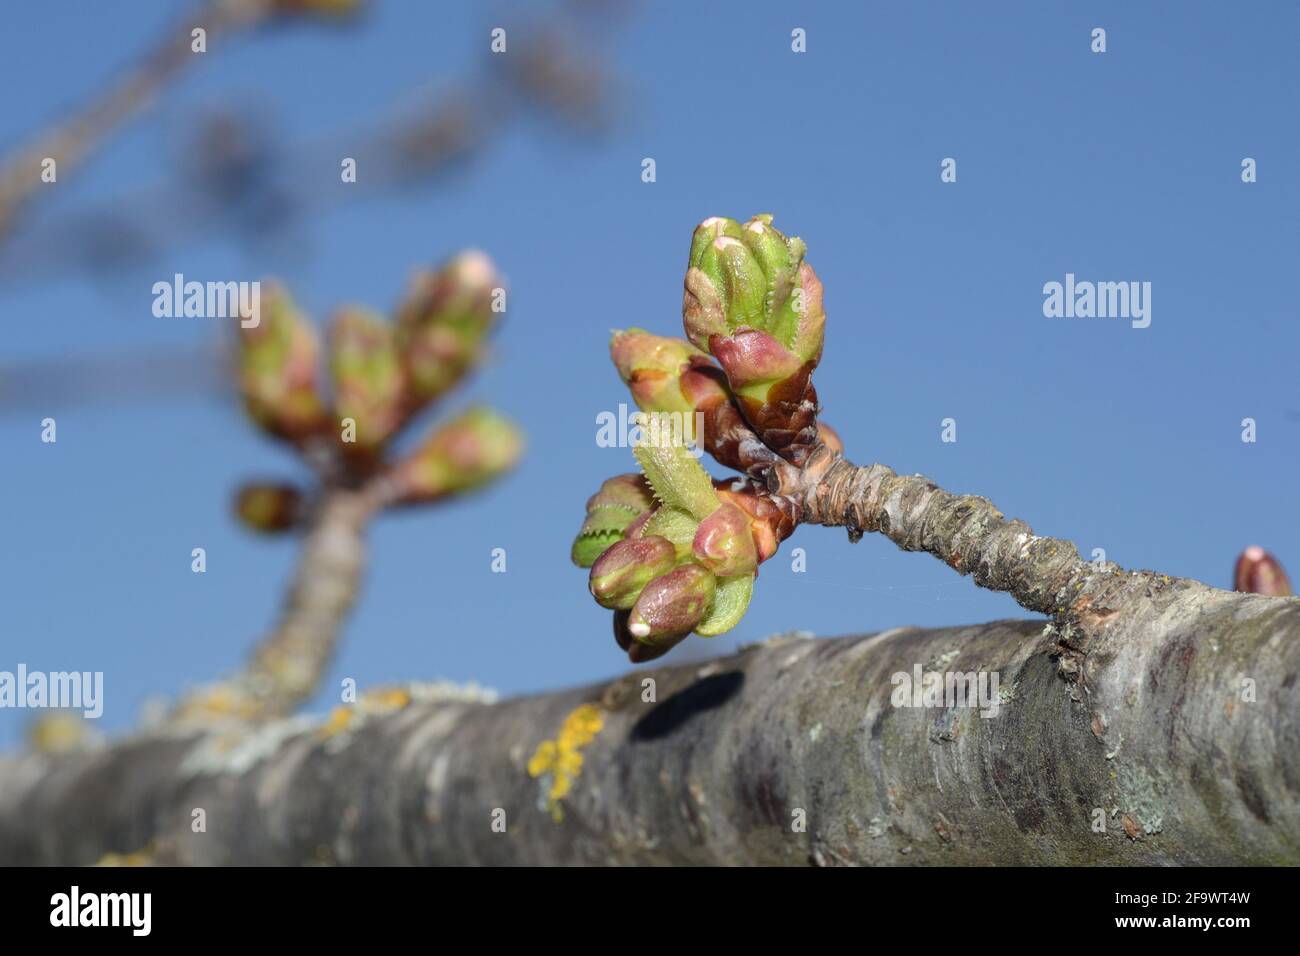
[
  {"left": 1051, "top": 621, "right": 1083, "bottom": 649},
  {"left": 926, "top": 647, "right": 960, "bottom": 670},
  {"left": 180, "top": 716, "right": 316, "bottom": 778},
  {"left": 929, "top": 707, "right": 962, "bottom": 743},
  {"left": 406, "top": 680, "right": 499, "bottom": 706},
  {"left": 319, "top": 682, "right": 498, "bottom": 751},
  {"left": 1116, "top": 763, "right": 1167, "bottom": 835},
  {"left": 741, "top": 629, "right": 815, "bottom": 652}
]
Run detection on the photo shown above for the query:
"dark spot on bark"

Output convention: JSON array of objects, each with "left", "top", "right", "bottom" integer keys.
[
  {"left": 630, "top": 671, "right": 744, "bottom": 741},
  {"left": 1283, "top": 672, "right": 1296, "bottom": 690},
  {"left": 1150, "top": 639, "right": 1197, "bottom": 756},
  {"left": 1014, "top": 802, "right": 1045, "bottom": 832},
  {"left": 1235, "top": 769, "right": 1271, "bottom": 824},
  {"left": 1187, "top": 756, "right": 1225, "bottom": 822},
  {"left": 992, "top": 752, "right": 1013, "bottom": 786},
  {"left": 869, "top": 705, "right": 888, "bottom": 740},
  {"left": 743, "top": 763, "right": 787, "bottom": 827}
]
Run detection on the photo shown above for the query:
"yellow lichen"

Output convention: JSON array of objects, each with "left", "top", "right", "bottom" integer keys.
[
  {"left": 526, "top": 703, "right": 604, "bottom": 821},
  {"left": 173, "top": 686, "right": 264, "bottom": 722},
  {"left": 319, "top": 705, "right": 354, "bottom": 738},
  {"left": 359, "top": 687, "right": 412, "bottom": 713},
  {"left": 28, "top": 713, "right": 92, "bottom": 754},
  {"left": 95, "top": 844, "right": 154, "bottom": 867}
]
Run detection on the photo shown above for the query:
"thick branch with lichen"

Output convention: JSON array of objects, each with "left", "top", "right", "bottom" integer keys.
[
  {"left": 7, "top": 212, "right": 1294, "bottom": 865},
  {"left": 2, "top": 585, "right": 1297, "bottom": 865}
]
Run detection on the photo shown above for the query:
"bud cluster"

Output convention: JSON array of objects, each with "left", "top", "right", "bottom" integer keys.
[
  {"left": 231, "top": 252, "right": 521, "bottom": 531},
  {"left": 573, "top": 215, "right": 838, "bottom": 661},
  {"left": 575, "top": 444, "right": 792, "bottom": 661}
]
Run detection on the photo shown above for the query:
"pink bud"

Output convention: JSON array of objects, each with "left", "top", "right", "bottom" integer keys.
[{"left": 1234, "top": 546, "right": 1293, "bottom": 597}]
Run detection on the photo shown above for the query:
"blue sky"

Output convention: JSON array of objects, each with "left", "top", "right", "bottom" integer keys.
[{"left": 1, "top": 1, "right": 1296, "bottom": 745}]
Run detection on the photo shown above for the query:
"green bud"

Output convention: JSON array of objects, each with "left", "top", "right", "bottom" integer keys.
[
  {"left": 641, "top": 505, "right": 700, "bottom": 556},
  {"left": 790, "top": 261, "right": 826, "bottom": 363},
  {"left": 572, "top": 535, "right": 614, "bottom": 570},
  {"left": 393, "top": 407, "right": 522, "bottom": 503},
  {"left": 634, "top": 440, "right": 720, "bottom": 522},
  {"left": 589, "top": 535, "right": 677, "bottom": 610},
  {"left": 627, "top": 564, "right": 717, "bottom": 648},
  {"left": 571, "top": 474, "right": 654, "bottom": 567},
  {"left": 714, "top": 483, "right": 795, "bottom": 564},
  {"left": 739, "top": 216, "right": 796, "bottom": 291},
  {"left": 700, "top": 236, "right": 768, "bottom": 329},
  {"left": 695, "top": 572, "right": 754, "bottom": 636},
  {"left": 610, "top": 329, "right": 703, "bottom": 415},
  {"left": 396, "top": 250, "right": 502, "bottom": 405},
  {"left": 235, "top": 284, "right": 329, "bottom": 443},
  {"left": 692, "top": 501, "right": 758, "bottom": 577},
  {"left": 688, "top": 216, "right": 743, "bottom": 269},
  {"left": 683, "top": 266, "right": 728, "bottom": 352},
  {"left": 329, "top": 306, "right": 407, "bottom": 452},
  {"left": 596, "top": 472, "right": 652, "bottom": 508},
  {"left": 682, "top": 214, "right": 820, "bottom": 361},
  {"left": 708, "top": 328, "right": 805, "bottom": 402},
  {"left": 691, "top": 218, "right": 826, "bottom": 465},
  {"left": 234, "top": 482, "right": 303, "bottom": 534}
]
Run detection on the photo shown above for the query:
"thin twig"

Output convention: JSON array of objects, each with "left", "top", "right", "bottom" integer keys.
[
  {"left": 170, "top": 477, "right": 397, "bottom": 725},
  {"left": 775, "top": 445, "right": 1145, "bottom": 622},
  {"left": 0, "top": 0, "right": 276, "bottom": 241}
]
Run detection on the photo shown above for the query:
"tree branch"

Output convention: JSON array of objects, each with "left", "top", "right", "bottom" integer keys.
[
  {"left": 6, "top": 455, "right": 1295, "bottom": 864},
  {"left": 170, "top": 484, "right": 387, "bottom": 725},
  {"left": 1, "top": 583, "right": 1296, "bottom": 864},
  {"left": 778, "top": 447, "right": 1130, "bottom": 620},
  {"left": 0, "top": 0, "right": 284, "bottom": 240}
]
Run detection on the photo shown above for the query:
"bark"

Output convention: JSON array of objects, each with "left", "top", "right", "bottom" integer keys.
[
  {"left": 1, "top": 593, "right": 1297, "bottom": 866},
  {"left": 774, "top": 447, "right": 1121, "bottom": 621},
  {"left": 3, "top": 455, "right": 1296, "bottom": 865}
]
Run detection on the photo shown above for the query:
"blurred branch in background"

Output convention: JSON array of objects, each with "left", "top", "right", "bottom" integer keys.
[
  {"left": 0, "top": 343, "right": 227, "bottom": 413},
  {"left": 0, "top": 2, "right": 624, "bottom": 291},
  {"left": 175, "top": 251, "right": 524, "bottom": 724},
  {"left": 0, "top": 1, "right": 631, "bottom": 419},
  {"left": 0, "top": 0, "right": 363, "bottom": 244}
]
